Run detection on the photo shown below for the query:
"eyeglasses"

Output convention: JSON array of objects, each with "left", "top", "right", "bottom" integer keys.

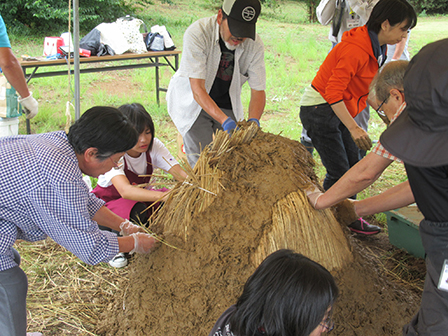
[
  {"left": 109, "top": 156, "right": 121, "bottom": 168},
  {"left": 375, "top": 96, "right": 388, "bottom": 117},
  {"left": 320, "top": 315, "right": 335, "bottom": 333}
]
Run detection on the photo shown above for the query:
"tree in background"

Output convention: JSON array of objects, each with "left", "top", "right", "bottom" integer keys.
[
  {"left": 408, "top": 0, "right": 448, "bottom": 15},
  {"left": 0, "top": 0, "right": 150, "bottom": 35}
]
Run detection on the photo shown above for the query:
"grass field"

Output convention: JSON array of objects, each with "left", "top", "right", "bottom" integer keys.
[{"left": 5, "top": 1, "right": 448, "bottom": 334}]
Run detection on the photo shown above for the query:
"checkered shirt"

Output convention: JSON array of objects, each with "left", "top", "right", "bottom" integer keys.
[
  {"left": 0, "top": 131, "right": 119, "bottom": 271},
  {"left": 372, "top": 103, "right": 406, "bottom": 163}
]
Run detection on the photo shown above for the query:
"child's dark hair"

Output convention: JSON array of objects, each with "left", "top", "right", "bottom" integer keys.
[
  {"left": 367, "top": 0, "right": 417, "bottom": 34},
  {"left": 229, "top": 249, "right": 338, "bottom": 336},
  {"left": 118, "top": 103, "right": 155, "bottom": 151}
]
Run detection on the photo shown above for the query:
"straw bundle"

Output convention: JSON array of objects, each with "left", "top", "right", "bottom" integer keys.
[
  {"left": 151, "top": 122, "right": 259, "bottom": 240},
  {"left": 151, "top": 123, "right": 353, "bottom": 273},
  {"left": 252, "top": 191, "right": 353, "bottom": 272}
]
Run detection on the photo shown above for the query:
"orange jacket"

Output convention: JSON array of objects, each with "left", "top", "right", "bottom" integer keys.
[{"left": 311, "top": 26, "right": 379, "bottom": 117}]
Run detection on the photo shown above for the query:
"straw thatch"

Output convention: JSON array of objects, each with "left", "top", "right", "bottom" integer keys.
[
  {"left": 151, "top": 123, "right": 352, "bottom": 272},
  {"left": 253, "top": 191, "right": 353, "bottom": 271}
]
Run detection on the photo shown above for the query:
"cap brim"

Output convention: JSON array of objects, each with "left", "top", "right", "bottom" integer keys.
[
  {"left": 227, "top": 16, "right": 256, "bottom": 40},
  {"left": 380, "top": 107, "right": 448, "bottom": 167}
]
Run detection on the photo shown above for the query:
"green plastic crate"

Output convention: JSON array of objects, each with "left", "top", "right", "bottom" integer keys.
[{"left": 384, "top": 206, "right": 425, "bottom": 259}]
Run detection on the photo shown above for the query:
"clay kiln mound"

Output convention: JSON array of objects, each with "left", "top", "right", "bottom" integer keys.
[{"left": 97, "top": 128, "right": 420, "bottom": 335}]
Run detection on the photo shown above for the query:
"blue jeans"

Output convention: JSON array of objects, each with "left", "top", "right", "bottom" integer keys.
[{"left": 300, "top": 103, "right": 360, "bottom": 193}]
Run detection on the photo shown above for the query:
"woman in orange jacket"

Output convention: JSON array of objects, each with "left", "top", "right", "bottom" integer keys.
[{"left": 299, "top": 0, "right": 416, "bottom": 234}]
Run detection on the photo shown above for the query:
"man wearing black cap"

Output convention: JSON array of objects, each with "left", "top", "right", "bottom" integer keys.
[{"left": 167, "top": 0, "right": 266, "bottom": 168}]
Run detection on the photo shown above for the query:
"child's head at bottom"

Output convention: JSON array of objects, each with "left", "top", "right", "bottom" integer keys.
[
  {"left": 118, "top": 103, "right": 155, "bottom": 149},
  {"left": 231, "top": 249, "right": 338, "bottom": 336}
]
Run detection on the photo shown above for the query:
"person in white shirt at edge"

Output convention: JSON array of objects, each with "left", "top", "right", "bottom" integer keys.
[
  {"left": 167, "top": 0, "right": 266, "bottom": 168},
  {"left": 92, "top": 103, "right": 187, "bottom": 268}
]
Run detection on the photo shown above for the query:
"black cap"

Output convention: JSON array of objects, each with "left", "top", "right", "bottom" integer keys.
[
  {"left": 222, "top": 0, "right": 261, "bottom": 40},
  {"left": 380, "top": 38, "right": 448, "bottom": 167}
]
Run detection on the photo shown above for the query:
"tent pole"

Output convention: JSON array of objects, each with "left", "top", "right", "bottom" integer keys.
[{"left": 73, "top": 0, "right": 81, "bottom": 120}]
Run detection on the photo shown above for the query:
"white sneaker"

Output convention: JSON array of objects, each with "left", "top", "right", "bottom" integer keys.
[
  {"left": 27, "top": 333, "right": 43, "bottom": 336},
  {"left": 108, "top": 252, "right": 128, "bottom": 268}
]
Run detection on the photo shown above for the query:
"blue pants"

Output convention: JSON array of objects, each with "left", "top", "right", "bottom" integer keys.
[
  {"left": 300, "top": 103, "right": 360, "bottom": 193},
  {"left": 0, "top": 249, "right": 28, "bottom": 336}
]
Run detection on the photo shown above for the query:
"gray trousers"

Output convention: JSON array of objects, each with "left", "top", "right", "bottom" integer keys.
[
  {"left": 183, "top": 108, "right": 236, "bottom": 168},
  {"left": 0, "top": 249, "right": 28, "bottom": 336},
  {"left": 403, "top": 219, "right": 448, "bottom": 336}
]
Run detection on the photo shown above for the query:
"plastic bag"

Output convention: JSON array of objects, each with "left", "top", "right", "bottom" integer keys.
[{"left": 145, "top": 32, "right": 164, "bottom": 51}]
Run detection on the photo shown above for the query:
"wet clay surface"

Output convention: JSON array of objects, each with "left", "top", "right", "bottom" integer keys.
[{"left": 98, "top": 130, "right": 421, "bottom": 335}]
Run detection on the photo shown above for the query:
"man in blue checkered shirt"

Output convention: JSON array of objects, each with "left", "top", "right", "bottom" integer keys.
[{"left": 0, "top": 106, "right": 157, "bottom": 335}]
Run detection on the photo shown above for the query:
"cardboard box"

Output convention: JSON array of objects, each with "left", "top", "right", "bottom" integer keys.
[{"left": 384, "top": 205, "right": 425, "bottom": 258}]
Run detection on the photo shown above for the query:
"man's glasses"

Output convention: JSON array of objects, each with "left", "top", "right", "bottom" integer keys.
[
  {"left": 320, "top": 315, "right": 335, "bottom": 332},
  {"left": 375, "top": 96, "right": 390, "bottom": 125},
  {"left": 375, "top": 97, "right": 388, "bottom": 117},
  {"left": 109, "top": 156, "right": 121, "bottom": 168}
]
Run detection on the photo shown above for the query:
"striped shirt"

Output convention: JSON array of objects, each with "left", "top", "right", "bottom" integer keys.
[{"left": 0, "top": 131, "right": 119, "bottom": 271}]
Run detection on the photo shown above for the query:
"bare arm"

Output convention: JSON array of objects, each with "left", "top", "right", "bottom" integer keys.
[
  {"left": 91, "top": 205, "right": 124, "bottom": 232},
  {"left": 189, "top": 77, "right": 228, "bottom": 124},
  {"left": 167, "top": 164, "right": 188, "bottom": 182},
  {"left": 391, "top": 37, "right": 407, "bottom": 60},
  {"left": 354, "top": 181, "right": 414, "bottom": 217},
  {"left": 111, "top": 174, "right": 168, "bottom": 202},
  {"left": 0, "top": 47, "right": 31, "bottom": 98},
  {"left": 92, "top": 205, "right": 156, "bottom": 253},
  {"left": 248, "top": 89, "right": 266, "bottom": 120},
  {"left": 315, "top": 152, "right": 393, "bottom": 209}
]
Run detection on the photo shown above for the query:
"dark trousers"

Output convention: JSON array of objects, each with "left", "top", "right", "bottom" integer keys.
[
  {"left": 183, "top": 108, "right": 236, "bottom": 168},
  {"left": 0, "top": 249, "right": 28, "bottom": 336},
  {"left": 300, "top": 103, "right": 361, "bottom": 193},
  {"left": 403, "top": 219, "right": 448, "bottom": 336}
]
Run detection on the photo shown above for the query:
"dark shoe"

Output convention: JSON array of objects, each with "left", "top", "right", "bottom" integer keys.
[
  {"left": 300, "top": 137, "right": 314, "bottom": 155},
  {"left": 348, "top": 218, "right": 381, "bottom": 235}
]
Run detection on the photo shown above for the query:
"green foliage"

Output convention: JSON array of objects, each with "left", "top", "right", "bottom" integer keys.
[
  {"left": 408, "top": 0, "right": 448, "bottom": 15},
  {"left": 0, "top": 0, "right": 150, "bottom": 35}
]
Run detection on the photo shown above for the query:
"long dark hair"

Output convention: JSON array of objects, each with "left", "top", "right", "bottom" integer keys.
[
  {"left": 367, "top": 0, "right": 417, "bottom": 34},
  {"left": 229, "top": 249, "right": 338, "bottom": 336},
  {"left": 68, "top": 106, "right": 138, "bottom": 159},
  {"left": 118, "top": 103, "right": 155, "bottom": 151}
]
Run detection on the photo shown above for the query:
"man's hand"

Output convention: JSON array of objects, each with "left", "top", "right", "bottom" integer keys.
[
  {"left": 304, "top": 184, "right": 324, "bottom": 209},
  {"left": 248, "top": 118, "right": 260, "bottom": 127},
  {"left": 119, "top": 219, "right": 144, "bottom": 236},
  {"left": 129, "top": 232, "right": 158, "bottom": 254},
  {"left": 350, "top": 126, "right": 372, "bottom": 151},
  {"left": 222, "top": 117, "right": 237, "bottom": 134},
  {"left": 18, "top": 92, "right": 38, "bottom": 119}
]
